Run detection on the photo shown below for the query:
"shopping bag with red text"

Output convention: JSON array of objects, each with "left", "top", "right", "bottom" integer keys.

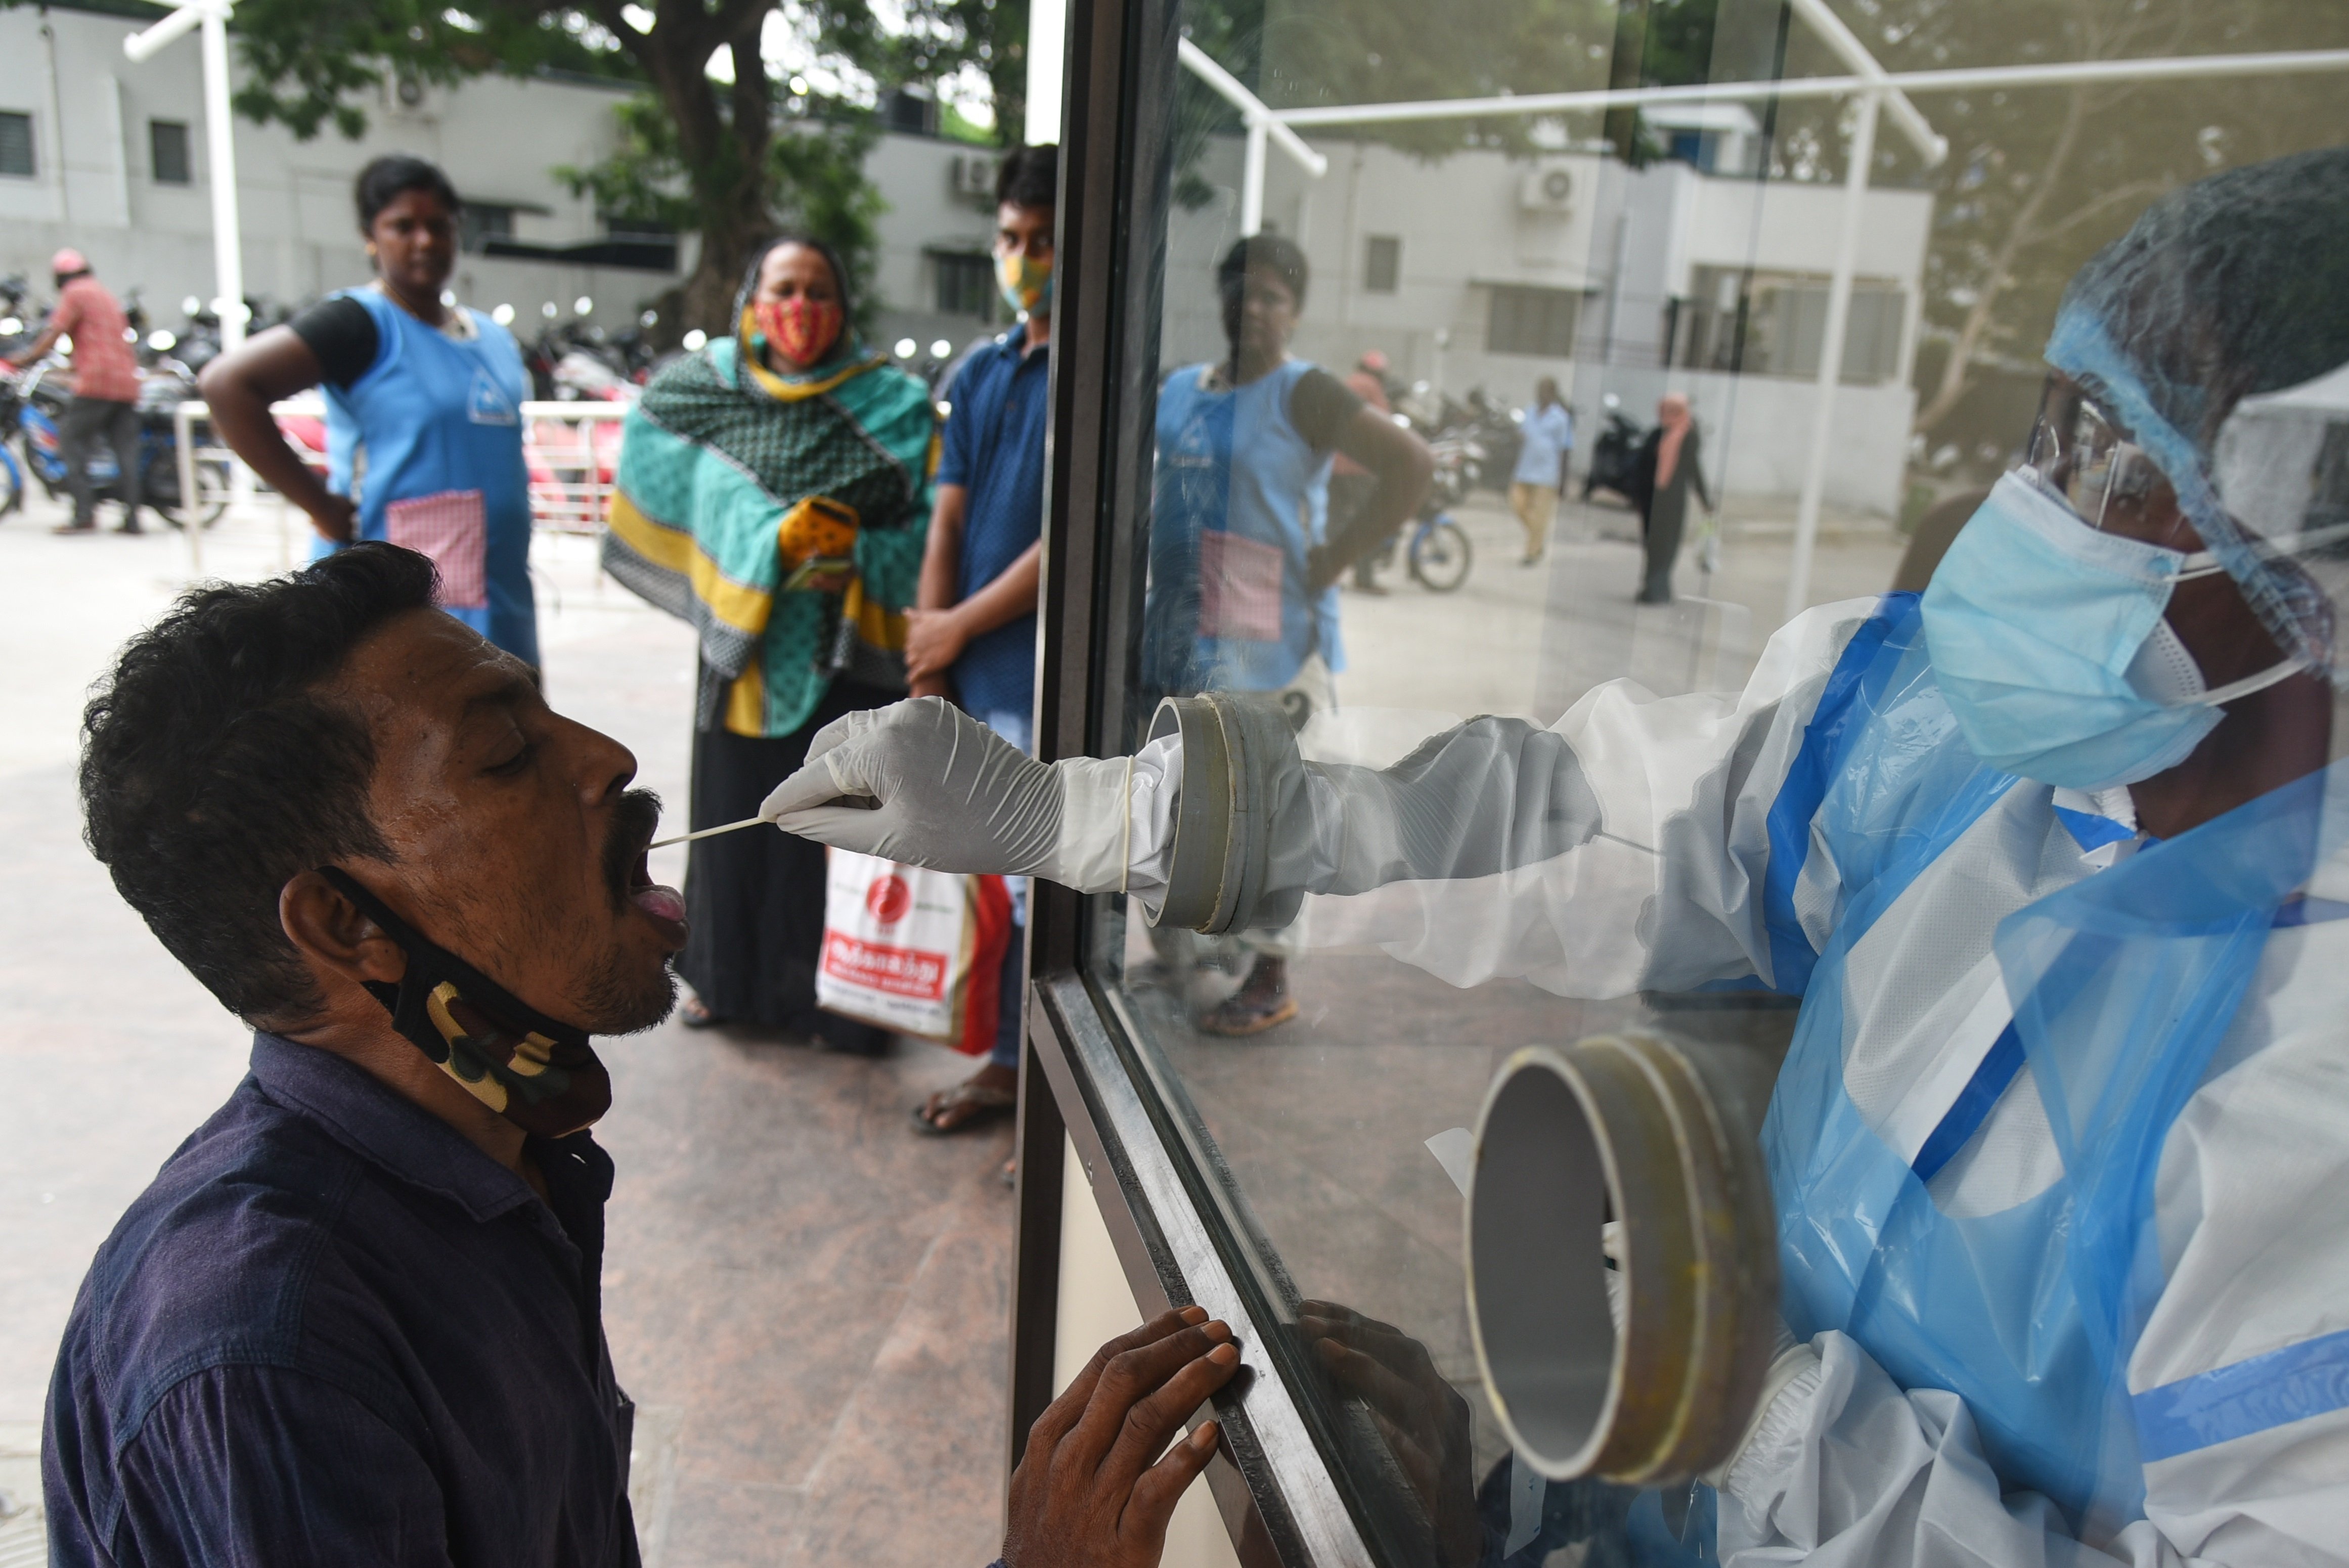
[{"left": 817, "top": 850, "right": 1013, "bottom": 1054}]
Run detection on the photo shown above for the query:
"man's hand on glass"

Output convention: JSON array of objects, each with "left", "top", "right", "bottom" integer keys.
[
  {"left": 999, "top": 1307, "right": 1241, "bottom": 1568},
  {"left": 1299, "top": 1301, "right": 1483, "bottom": 1568}
]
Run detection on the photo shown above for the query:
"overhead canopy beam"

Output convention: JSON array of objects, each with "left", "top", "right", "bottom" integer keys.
[
  {"left": 1177, "top": 36, "right": 1329, "bottom": 235},
  {"left": 1785, "top": 0, "right": 1945, "bottom": 166},
  {"left": 1271, "top": 49, "right": 2349, "bottom": 133}
]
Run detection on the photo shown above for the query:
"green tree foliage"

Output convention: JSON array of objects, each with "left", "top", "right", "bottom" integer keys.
[
  {"left": 218, "top": 0, "right": 1030, "bottom": 332},
  {"left": 230, "top": 3, "right": 636, "bottom": 141},
  {"left": 556, "top": 95, "right": 888, "bottom": 331}
]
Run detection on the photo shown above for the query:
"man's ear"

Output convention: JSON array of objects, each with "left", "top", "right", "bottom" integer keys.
[{"left": 280, "top": 870, "right": 408, "bottom": 990}]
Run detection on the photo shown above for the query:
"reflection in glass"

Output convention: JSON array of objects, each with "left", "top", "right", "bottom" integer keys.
[{"left": 1083, "top": 1, "right": 2349, "bottom": 1561}]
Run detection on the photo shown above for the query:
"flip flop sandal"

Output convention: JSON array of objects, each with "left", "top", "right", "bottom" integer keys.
[
  {"left": 911, "top": 1078, "right": 1018, "bottom": 1136},
  {"left": 679, "top": 997, "right": 730, "bottom": 1030},
  {"left": 1195, "top": 988, "right": 1299, "bottom": 1038}
]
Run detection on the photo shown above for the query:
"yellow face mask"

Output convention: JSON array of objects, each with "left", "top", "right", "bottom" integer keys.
[{"left": 996, "top": 250, "right": 1054, "bottom": 318}]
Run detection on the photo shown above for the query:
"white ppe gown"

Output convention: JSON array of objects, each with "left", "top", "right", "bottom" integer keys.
[{"left": 1107, "top": 595, "right": 2349, "bottom": 1566}]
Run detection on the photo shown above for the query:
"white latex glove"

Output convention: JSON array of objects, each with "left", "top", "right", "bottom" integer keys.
[{"left": 759, "top": 698, "right": 1133, "bottom": 892}]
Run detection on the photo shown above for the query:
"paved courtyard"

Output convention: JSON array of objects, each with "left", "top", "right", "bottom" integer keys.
[{"left": 0, "top": 491, "right": 1015, "bottom": 1567}]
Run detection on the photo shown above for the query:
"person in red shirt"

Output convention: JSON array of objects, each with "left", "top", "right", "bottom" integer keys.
[{"left": 6, "top": 249, "right": 144, "bottom": 534}]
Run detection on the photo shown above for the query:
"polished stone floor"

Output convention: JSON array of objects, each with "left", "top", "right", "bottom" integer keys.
[{"left": 0, "top": 501, "right": 1015, "bottom": 1566}]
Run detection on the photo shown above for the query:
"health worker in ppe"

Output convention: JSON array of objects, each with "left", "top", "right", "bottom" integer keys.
[{"left": 759, "top": 147, "right": 2349, "bottom": 1564}]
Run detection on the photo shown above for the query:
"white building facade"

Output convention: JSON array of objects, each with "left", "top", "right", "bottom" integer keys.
[
  {"left": 1166, "top": 127, "right": 1932, "bottom": 514},
  {"left": 0, "top": 5, "right": 1005, "bottom": 355}
]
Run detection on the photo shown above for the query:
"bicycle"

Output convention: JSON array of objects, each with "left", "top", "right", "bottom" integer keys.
[{"left": 1406, "top": 508, "right": 1473, "bottom": 592}]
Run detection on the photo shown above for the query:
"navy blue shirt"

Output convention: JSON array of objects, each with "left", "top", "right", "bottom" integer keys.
[
  {"left": 936, "top": 329, "right": 1051, "bottom": 723},
  {"left": 44, "top": 1033, "right": 640, "bottom": 1567}
]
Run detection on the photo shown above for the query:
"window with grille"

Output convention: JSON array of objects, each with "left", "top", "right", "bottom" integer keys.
[
  {"left": 1363, "top": 235, "right": 1400, "bottom": 293},
  {"left": 935, "top": 252, "right": 996, "bottom": 319},
  {"left": 1486, "top": 284, "right": 1582, "bottom": 356},
  {"left": 460, "top": 204, "right": 517, "bottom": 253},
  {"left": 150, "top": 120, "right": 192, "bottom": 185},
  {"left": 0, "top": 113, "right": 32, "bottom": 178}
]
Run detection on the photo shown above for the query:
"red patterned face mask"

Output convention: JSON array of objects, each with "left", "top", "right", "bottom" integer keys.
[{"left": 754, "top": 296, "right": 843, "bottom": 367}]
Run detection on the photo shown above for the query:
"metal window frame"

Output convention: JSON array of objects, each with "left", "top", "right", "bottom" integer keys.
[
  {"left": 1000, "top": 0, "right": 1380, "bottom": 1560},
  {"left": 149, "top": 117, "right": 192, "bottom": 185}
]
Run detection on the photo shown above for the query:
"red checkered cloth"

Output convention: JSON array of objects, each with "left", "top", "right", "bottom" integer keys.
[
  {"left": 1196, "top": 528, "right": 1287, "bottom": 642},
  {"left": 51, "top": 278, "right": 140, "bottom": 405},
  {"left": 385, "top": 489, "right": 490, "bottom": 609}
]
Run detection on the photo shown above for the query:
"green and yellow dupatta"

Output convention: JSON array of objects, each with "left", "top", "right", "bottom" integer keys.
[{"left": 603, "top": 328, "right": 937, "bottom": 737}]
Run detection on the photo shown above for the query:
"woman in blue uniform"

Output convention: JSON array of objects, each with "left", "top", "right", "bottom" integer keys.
[{"left": 201, "top": 156, "right": 539, "bottom": 665}]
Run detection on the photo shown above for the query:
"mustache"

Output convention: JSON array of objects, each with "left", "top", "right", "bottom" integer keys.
[{"left": 602, "top": 788, "right": 664, "bottom": 908}]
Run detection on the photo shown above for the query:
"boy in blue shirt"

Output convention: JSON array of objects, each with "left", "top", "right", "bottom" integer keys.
[{"left": 904, "top": 145, "right": 1058, "bottom": 1135}]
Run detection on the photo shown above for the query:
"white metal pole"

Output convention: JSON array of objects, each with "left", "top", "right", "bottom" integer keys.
[
  {"left": 197, "top": 7, "right": 252, "bottom": 510},
  {"left": 198, "top": 10, "right": 243, "bottom": 355},
  {"left": 175, "top": 400, "right": 202, "bottom": 577},
  {"left": 1784, "top": 87, "right": 1878, "bottom": 622},
  {"left": 1241, "top": 119, "right": 1268, "bottom": 235}
]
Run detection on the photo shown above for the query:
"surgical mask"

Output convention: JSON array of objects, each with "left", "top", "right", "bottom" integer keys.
[
  {"left": 318, "top": 866, "right": 612, "bottom": 1139},
  {"left": 996, "top": 250, "right": 1052, "bottom": 318},
  {"left": 1921, "top": 471, "right": 2303, "bottom": 791},
  {"left": 751, "top": 296, "right": 843, "bottom": 367}
]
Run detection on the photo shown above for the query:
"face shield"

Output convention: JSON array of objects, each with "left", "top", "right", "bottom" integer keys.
[
  {"left": 2037, "top": 145, "right": 2349, "bottom": 694},
  {"left": 2020, "top": 345, "right": 2349, "bottom": 694}
]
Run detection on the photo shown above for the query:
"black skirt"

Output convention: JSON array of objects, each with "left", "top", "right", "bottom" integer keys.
[{"left": 678, "top": 674, "right": 901, "bottom": 1046}]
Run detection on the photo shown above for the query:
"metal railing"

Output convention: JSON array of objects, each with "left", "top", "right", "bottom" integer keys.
[{"left": 164, "top": 396, "right": 634, "bottom": 576}]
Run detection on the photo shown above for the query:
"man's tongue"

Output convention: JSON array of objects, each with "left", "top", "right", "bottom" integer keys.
[{"left": 631, "top": 883, "right": 687, "bottom": 924}]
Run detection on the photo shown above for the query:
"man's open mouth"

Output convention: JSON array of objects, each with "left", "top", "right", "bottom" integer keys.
[
  {"left": 628, "top": 848, "right": 688, "bottom": 931},
  {"left": 609, "top": 790, "right": 689, "bottom": 943}
]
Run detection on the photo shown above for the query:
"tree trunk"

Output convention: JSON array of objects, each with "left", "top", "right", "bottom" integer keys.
[
  {"left": 1914, "top": 84, "right": 2089, "bottom": 433},
  {"left": 635, "top": 6, "right": 780, "bottom": 334}
]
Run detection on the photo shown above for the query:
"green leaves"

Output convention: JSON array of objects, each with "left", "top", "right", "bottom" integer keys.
[{"left": 229, "top": 0, "right": 636, "bottom": 142}]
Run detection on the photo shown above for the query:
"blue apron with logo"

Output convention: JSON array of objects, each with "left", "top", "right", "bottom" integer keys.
[{"left": 315, "top": 289, "right": 538, "bottom": 664}]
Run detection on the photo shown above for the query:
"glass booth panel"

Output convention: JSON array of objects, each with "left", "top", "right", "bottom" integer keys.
[{"left": 1066, "top": 2, "right": 2349, "bottom": 1561}]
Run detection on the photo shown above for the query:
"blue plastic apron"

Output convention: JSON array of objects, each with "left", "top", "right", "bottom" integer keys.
[
  {"left": 315, "top": 289, "right": 539, "bottom": 664},
  {"left": 1758, "top": 593, "right": 2337, "bottom": 1537},
  {"left": 1147, "top": 359, "right": 1341, "bottom": 694}
]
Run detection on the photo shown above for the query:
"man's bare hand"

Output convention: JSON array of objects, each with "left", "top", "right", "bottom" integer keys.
[
  {"left": 1300, "top": 1300, "right": 1481, "bottom": 1568},
  {"left": 1001, "top": 1306, "right": 1242, "bottom": 1568},
  {"left": 904, "top": 606, "right": 971, "bottom": 682},
  {"left": 310, "top": 494, "right": 359, "bottom": 546}
]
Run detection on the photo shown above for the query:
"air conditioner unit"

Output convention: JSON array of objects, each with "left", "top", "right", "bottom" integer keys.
[
  {"left": 952, "top": 155, "right": 1002, "bottom": 202},
  {"left": 1518, "top": 164, "right": 1574, "bottom": 215}
]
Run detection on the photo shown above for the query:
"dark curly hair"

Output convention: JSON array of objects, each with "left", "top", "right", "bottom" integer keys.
[
  {"left": 1217, "top": 234, "right": 1310, "bottom": 314},
  {"left": 80, "top": 544, "right": 438, "bottom": 1023},
  {"left": 354, "top": 154, "right": 461, "bottom": 234},
  {"left": 996, "top": 144, "right": 1058, "bottom": 212}
]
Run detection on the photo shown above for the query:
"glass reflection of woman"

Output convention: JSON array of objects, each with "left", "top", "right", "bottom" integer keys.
[
  {"left": 201, "top": 156, "right": 541, "bottom": 665},
  {"left": 603, "top": 237, "right": 935, "bottom": 1047},
  {"left": 1142, "top": 235, "right": 1431, "bottom": 1035},
  {"left": 1631, "top": 392, "right": 1713, "bottom": 606}
]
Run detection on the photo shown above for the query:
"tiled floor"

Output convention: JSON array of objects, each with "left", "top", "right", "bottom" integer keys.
[{"left": 0, "top": 502, "right": 1017, "bottom": 1566}]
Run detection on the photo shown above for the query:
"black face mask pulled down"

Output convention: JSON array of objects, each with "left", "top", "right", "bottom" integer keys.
[{"left": 317, "top": 866, "right": 613, "bottom": 1138}]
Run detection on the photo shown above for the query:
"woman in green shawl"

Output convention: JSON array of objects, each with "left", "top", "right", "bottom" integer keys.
[{"left": 604, "top": 235, "right": 935, "bottom": 1046}]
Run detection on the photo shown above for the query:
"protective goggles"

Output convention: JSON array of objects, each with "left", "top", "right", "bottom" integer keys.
[
  {"left": 2021, "top": 378, "right": 2170, "bottom": 535},
  {"left": 2023, "top": 372, "right": 2349, "bottom": 569}
]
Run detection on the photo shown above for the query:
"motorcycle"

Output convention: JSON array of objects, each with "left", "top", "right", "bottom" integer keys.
[
  {"left": 1580, "top": 392, "right": 1646, "bottom": 506},
  {"left": 7, "top": 356, "right": 231, "bottom": 528},
  {"left": 1458, "top": 387, "right": 1523, "bottom": 494}
]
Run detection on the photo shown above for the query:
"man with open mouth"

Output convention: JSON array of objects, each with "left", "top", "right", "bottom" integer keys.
[{"left": 43, "top": 542, "right": 1237, "bottom": 1568}]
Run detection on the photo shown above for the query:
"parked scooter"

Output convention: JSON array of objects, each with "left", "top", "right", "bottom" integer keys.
[
  {"left": 1580, "top": 392, "right": 1646, "bottom": 505},
  {"left": 1459, "top": 387, "right": 1523, "bottom": 494},
  {"left": 0, "top": 275, "right": 42, "bottom": 365},
  {"left": 6, "top": 355, "right": 230, "bottom": 528}
]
